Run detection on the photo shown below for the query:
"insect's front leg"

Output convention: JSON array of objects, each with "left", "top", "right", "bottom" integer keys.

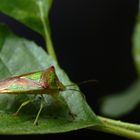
[{"left": 33, "top": 95, "right": 46, "bottom": 126}]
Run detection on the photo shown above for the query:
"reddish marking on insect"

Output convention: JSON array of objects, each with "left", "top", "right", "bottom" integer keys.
[
  {"left": 40, "top": 82, "right": 49, "bottom": 88},
  {"left": 49, "top": 66, "right": 55, "bottom": 71}
]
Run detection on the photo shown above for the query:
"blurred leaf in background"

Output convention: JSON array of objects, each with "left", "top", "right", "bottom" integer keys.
[
  {"left": 100, "top": 79, "right": 140, "bottom": 117},
  {"left": 100, "top": 7, "right": 140, "bottom": 117},
  {"left": 133, "top": 13, "right": 140, "bottom": 75}
]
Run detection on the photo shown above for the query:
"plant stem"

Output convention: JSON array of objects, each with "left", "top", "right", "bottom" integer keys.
[
  {"left": 37, "top": 1, "right": 58, "bottom": 62},
  {"left": 91, "top": 123, "right": 140, "bottom": 140},
  {"left": 98, "top": 116, "right": 140, "bottom": 132},
  {"left": 88, "top": 116, "right": 140, "bottom": 139}
]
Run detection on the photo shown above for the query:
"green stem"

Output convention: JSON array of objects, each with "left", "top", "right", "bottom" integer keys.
[
  {"left": 98, "top": 116, "right": 140, "bottom": 132},
  {"left": 37, "top": 1, "right": 58, "bottom": 62},
  {"left": 88, "top": 116, "right": 140, "bottom": 139},
  {"left": 91, "top": 124, "right": 140, "bottom": 140}
]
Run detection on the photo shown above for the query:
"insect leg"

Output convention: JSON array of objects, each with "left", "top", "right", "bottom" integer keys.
[
  {"left": 33, "top": 95, "right": 45, "bottom": 126},
  {"left": 13, "top": 100, "right": 32, "bottom": 116},
  {"left": 13, "top": 95, "right": 37, "bottom": 116}
]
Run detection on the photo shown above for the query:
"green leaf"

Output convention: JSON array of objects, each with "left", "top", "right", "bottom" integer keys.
[
  {"left": 132, "top": 14, "right": 140, "bottom": 75},
  {"left": 100, "top": 79, "right": 140, "bottom": 117},
  {"left": 0, "top": 0, "right": 52, "bottom": 36},
  {"left": 0, "top": 0, "right": 58, "bottom": 71},
  {"left": 0, "top": 24, "right": 101, "bottom": 134},
  {"left": 100, "top": 12, "right": 140, "bottom": 118}
]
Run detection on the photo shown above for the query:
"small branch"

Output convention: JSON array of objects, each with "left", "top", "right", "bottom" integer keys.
[
  {"left": 90, "top": 124, "right": 140, "bottom": 140},
  {"left": 37, "top": 1, "right": 58, "bottom": 62},
  {"left": 98, "top": 116, "right": 140, "bottom": 132},
  {"left": 88, "top": 116, "right": 140, "bottom": 139}
]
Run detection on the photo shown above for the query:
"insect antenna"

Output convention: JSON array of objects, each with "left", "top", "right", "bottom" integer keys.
[
  {"left": 76, "top": 79, "right": 97, "bottom": 86},
  {"left": 65, "top": 79, "right": 97, "bottom": 88},
  {"left": 64, "top": 79, "right": 97, "bottom": 96}
]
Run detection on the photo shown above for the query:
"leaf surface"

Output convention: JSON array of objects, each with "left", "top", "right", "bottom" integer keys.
[{"left": 0, "top": 24, "right": 101, "bottom": 134}]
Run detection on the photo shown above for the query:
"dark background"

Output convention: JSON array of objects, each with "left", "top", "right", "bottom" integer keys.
[{"left": 0, "top": 0, "right": 139, "bottom": 139}]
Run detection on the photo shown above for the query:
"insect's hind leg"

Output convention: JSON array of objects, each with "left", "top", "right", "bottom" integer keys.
[
  {"left": 13, "top": 95, "right": 36, "bottom": 116},
  {"left": 33, "top": 95, "right": 45, "bottom": 126},
  {"left": 13, "top": 100, "right": 31, "bottom": 116}
]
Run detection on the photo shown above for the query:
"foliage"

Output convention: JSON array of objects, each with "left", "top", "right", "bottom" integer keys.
[
  {"left": 100, "top": 11, "right": 140, "bottom": 118},
  {"left": 0, "top": 0, "right": 101, "bottom": 134},
  {"left": 0, "top": 0, "right": 140, "bottom": 139}
]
